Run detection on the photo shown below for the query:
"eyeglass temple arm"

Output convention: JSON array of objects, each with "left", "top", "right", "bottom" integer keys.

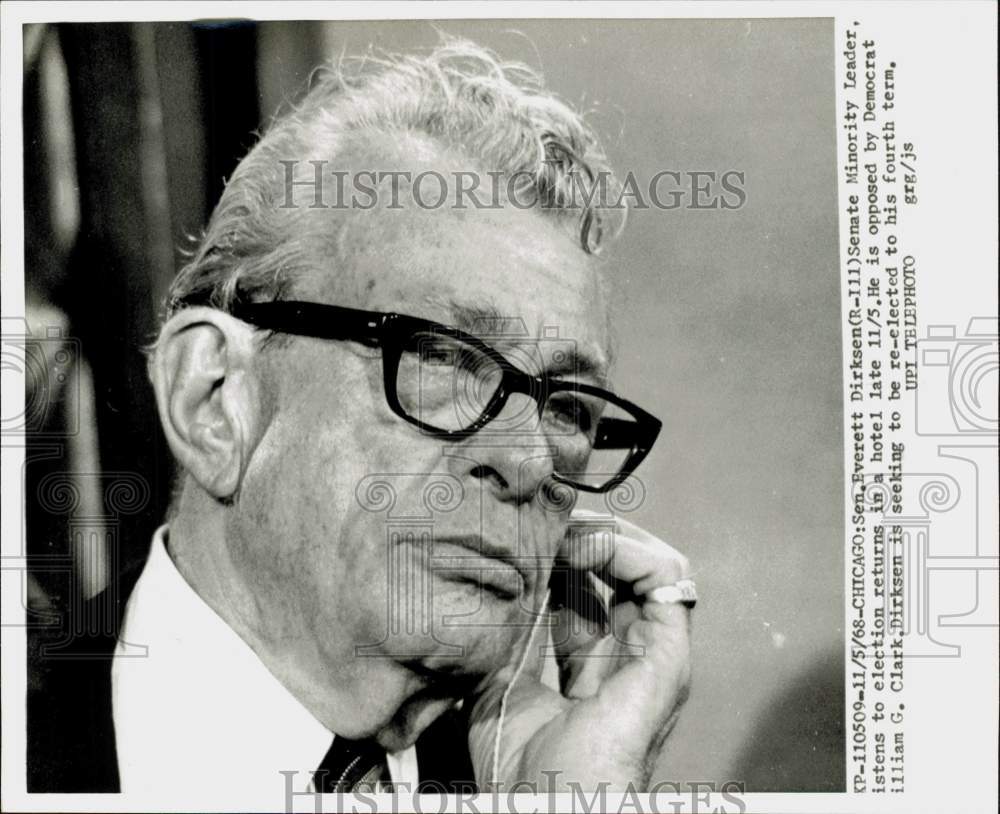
[
  {"left": 230, "top": 301, "right": 384, "bottom": 341},
  {"left": 595, "top": 413, "right": 663, "bottom": 451},
  {"left": 593, "top": 416, "right": 642, "bottom": 450}
]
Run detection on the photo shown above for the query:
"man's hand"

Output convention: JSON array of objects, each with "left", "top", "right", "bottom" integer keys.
[{"left": 467, "top": 510, "right": 692, "bottom": 791}]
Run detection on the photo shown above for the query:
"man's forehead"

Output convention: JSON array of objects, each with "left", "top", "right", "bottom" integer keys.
[
  {"left": 285, "top": 131, "right": 604, "bottom": 294},
  {"left": 291, "top": 183, "right": 611, "bottom": 355}
]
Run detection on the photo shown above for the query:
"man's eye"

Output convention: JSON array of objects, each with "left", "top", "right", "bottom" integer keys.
[
  {"left": 547, "top": 395, "right": 593, "bottom": 433},
  {"left": 422, "top": 348, "right": 453, "bottom": 365},
  {"left": 416, "top": 341, "right": 459, "bottom": 366}
]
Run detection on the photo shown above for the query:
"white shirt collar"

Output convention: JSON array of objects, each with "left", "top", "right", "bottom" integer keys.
[{"left": 112, "top": 526, "right": 418, "bottom": 803}]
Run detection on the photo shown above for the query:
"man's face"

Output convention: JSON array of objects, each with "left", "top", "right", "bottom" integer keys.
[{"left": 229, "top": 178, "right": 610, "bottom": 744}]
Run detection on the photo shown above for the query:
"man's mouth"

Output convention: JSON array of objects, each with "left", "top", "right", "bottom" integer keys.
[{"left": 422, "top": 535, "right": 530, "bottom": 600}]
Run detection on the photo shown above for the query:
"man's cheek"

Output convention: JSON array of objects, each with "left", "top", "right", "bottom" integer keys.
[{"left": 520, "top": 510, "right": 569, "bottom": 562}]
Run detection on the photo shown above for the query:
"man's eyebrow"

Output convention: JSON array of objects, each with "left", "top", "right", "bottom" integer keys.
[
  {"left": 444, "top": 298, "right": 508, "bottom": 335},
  {"left": 545, "top": 349, "right": 610, "bottom": 387},
  {"left": 423, "top": 295, "right": 611, "bottom": 385}
]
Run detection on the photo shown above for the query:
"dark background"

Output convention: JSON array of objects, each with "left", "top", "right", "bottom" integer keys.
[{"left": 23, "top": 18, "right": 843, "bottom": 791}]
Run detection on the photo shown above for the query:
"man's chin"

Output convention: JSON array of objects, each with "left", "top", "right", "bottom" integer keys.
[
  {"left": 374, "top": 689, "right": 470, "bottom": 752},
  {"left": 373, "top": 584, "right": 538, "bottom": 675}
]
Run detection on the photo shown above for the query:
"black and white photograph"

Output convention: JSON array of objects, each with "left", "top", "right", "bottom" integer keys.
[{"left": 2, "top": 3, "right": 996, "bottom": 813}]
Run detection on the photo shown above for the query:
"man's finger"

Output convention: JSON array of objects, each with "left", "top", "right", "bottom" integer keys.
[
  {"left": 560, "top": 514, "right": 689, "bottom": 592},
  {"left": 590, "top": 598, "right": 692, "bottom": 741}
]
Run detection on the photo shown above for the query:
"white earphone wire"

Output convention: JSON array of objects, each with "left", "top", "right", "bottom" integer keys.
[{"left": 491, "top": 589, "right": 551, "bottom": 786}]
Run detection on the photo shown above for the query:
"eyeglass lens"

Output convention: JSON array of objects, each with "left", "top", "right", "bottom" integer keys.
[{"left": 395, "top": 331, "right": 636, "bottom": 489}]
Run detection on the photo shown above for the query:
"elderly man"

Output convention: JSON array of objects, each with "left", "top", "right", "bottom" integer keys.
[{"left": 30, "top": 40, "right": 692, "bottom": 799}]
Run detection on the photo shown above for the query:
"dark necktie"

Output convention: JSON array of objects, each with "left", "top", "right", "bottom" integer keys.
[{"left": 315, "top": 736, "right": 390, "bottom": 793}]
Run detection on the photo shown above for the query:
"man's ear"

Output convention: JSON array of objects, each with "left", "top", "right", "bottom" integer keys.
[{"left": 149, "top": 307, "right": 262, "bottom": 502}]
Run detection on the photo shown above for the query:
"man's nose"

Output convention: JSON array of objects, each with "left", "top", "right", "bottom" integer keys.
[{"left": 447, "top": 394, "right": 554, "bottom": 504}]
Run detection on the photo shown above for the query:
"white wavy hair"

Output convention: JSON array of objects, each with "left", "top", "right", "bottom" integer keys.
[{"left": 167, "top": 38, "right": 625, "bottom": 317}]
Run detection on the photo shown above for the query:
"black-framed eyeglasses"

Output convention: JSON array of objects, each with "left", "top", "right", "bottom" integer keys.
[{"left": 228, "top": 300, "right": 661, "bottom": 493}]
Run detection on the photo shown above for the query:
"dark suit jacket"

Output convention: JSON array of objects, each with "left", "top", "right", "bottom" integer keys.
[{"left": 27, "top": 565, "right": 477, "bottom": 793}]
